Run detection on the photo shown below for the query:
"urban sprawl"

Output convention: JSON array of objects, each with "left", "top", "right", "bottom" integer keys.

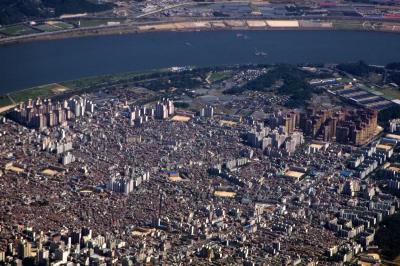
[{"left": 0, "top": 65, "right": 400, "bottom": 266}]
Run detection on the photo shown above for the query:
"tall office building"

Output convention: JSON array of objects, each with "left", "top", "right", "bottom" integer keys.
[
  {"left": 201, "top": 105, "right": 214, "bottom": 118},
  {"left": 166, "top": 99, "right": 174, "bottom": 116},
  {"left": 155, "top": 99, "right": 174, "bottom": 119},
  {"left": 17, "top": 240, "right": 31, "bottom": 259},
  {"left": 155, "top": 102, "right": 168, "bottom": 119},
  {"left": 299, "top": 107, "right": 377, "bottom": 145},
  {"left": 335, "top": 109, "right": 378, "bottom": 145},
  {"left": 107, "top": 170, "right": 150, "bottom": 195},
  {"left": 8, "top": 96, "right": 94, "bottom": 129}
]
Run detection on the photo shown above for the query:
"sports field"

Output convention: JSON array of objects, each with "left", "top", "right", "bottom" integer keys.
[{"left": 0, "top": 25, "right": 40, "bottom": 36}]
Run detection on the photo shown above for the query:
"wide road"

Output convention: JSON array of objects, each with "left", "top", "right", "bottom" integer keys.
[{"left": 136, "top": 1, "right": 261, "bottom": 18}]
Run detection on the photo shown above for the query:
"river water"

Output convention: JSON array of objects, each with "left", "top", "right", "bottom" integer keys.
[{"left": 1, "top": 30, "right": 400, "bottom": 93}]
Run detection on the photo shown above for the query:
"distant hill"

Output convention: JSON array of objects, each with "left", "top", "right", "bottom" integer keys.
[
  {"left": 0, "top": 0, "right": 48, "bottom": 25},
  {"left": 0, "top": 0, "right": 114, "bottom": 25}
]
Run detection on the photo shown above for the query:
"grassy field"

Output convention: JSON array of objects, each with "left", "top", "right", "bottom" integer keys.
[
  {"left": 359, "top": 84, "right": 400, "bottom": 100},
  {"left": 359, "top": 84, "right": 384, "bottom": 95},
  {"left": 60, "top": 76, "right": 113, "bottom": 90},
  {"left": 3, "top": 84, "right": 71, "bottom": 106},
  {"left": 59, "top": 70, "right": 162, "bottom": 90},
  {"left": 0, "top": 69, "right": 167, "bottom": 108},
  {"left": 207, "top": 70, "right": 233, "bottom": 83},
  {"left": 0, "top": 21, "right": 73, "bottom": 37},
  {"left": 9, "top": 84, "right": 69, "bottom": 102},
  {"left": 376, "top": 87, "right": 400, "bottom": 100},
  {"left": 33, "top": 24, "right": 61, "bottom": 32},
  {"left": 49, "top": 21, "right": 74, "bottom": 30},
  {"left": 0, "top": 95, "right": 12, "bottom": 107},
  {"left": 332, "top": 20, "right": 365, "bottom": 30},
  {"left": 0, "top": 18, "right": 119, "bottom": 38},
  {"left": 0, "top": 24, "right": 40, "bottom": 36}
]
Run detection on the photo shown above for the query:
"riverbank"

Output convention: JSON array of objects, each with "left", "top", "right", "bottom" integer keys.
[
  {"left": 0, "top": 68, "right": 171, "bottom": 110},
  {"left": 1, "top": 18, "right": 400, "bottom": 46}
]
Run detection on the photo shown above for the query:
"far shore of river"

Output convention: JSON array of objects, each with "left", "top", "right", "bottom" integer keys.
[{"left": 1, "top": 18, "right": 400, "bottom": 46}]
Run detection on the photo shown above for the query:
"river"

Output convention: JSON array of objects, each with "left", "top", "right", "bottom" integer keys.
[{"left": 1, "top": 30, "right": 400, "bottom": 93}]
